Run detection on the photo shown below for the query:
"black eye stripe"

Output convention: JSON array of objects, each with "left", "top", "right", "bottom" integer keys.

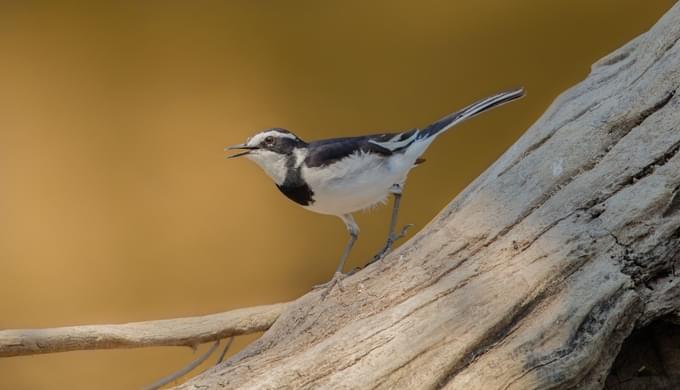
[{"left": 251, "top": 130, "right": 306, "bottom": 154}]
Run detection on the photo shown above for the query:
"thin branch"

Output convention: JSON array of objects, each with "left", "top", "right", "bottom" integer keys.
[
  {"left": 143, "top": 340, "right": 222, "bottom": 390},
  {"left": 0, "top": 303, "right": 287, "bottom": 357},
  {"left": 216, "top": 336, "right": 235, "bottom": 365}
]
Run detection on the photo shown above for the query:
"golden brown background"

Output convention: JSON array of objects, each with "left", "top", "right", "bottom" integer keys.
[{"left": 0, "top": 1, "right": 674, "bottom": 388}]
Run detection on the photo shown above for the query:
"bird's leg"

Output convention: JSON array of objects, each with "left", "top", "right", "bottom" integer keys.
[
  {"left": 370, "top": 184, "right": 413, "bottom": 263},
  {"left": 313, "top": 214, "right": 359, "bottom": 296}
]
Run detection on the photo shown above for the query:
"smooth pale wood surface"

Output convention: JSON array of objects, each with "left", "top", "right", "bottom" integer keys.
[
  {"left": 0, "top": 303, "right": 285, "bottom": 357},
  {"left": 179, "top": 4, "right": 680, "bottom": 389}
]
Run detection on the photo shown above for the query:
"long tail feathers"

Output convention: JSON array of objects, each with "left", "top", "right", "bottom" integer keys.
[{"left": 418, "top": 87, "right": 524, "bottom": 140}]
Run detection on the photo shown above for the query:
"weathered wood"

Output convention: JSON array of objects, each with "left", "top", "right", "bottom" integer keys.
[
  {"left": 0, "top": 303, "right": 285, "bottom": 357},
  {"left": 180, "top": 3, "right": 680, "bottom": 389}
]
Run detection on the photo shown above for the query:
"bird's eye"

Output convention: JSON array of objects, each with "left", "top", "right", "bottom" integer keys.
[{"left": 264, "top": 136, "right": 274, "bottom": 145}]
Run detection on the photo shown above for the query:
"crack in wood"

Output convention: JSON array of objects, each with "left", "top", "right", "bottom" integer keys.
[
  {"left": 621, "top": 142, "right": 680, "bottom": 188},
  {"left": 663, "top": 185, "right": 680, "bottom": 217},
  {"left": 609, "top": 91, "right": 675, "bottom": 136}
]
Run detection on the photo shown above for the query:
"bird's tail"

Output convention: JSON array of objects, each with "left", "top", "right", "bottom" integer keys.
[{"left": 417, "top": 88, "right": 524, "bottom": 140}]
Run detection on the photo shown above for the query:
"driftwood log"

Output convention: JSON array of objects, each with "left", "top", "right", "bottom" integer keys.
[
  {"left": 2, "top": 4, "right": 680, "bottom": 390},
  {"left": 177, "top": 4, "right": 680, "bottom": 389}
]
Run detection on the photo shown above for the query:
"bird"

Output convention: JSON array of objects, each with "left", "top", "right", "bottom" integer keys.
[{"left": 225, "top": 88, "right": 524, "bottom": 292}]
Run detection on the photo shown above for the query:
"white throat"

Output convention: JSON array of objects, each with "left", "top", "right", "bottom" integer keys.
[{"left": 246, "top": 151, "right": 289, "bottom": 185}]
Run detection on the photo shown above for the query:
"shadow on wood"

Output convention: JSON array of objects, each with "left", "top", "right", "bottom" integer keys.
[{"left": 605, "top": 319, "right": 680, "bottom": 390}]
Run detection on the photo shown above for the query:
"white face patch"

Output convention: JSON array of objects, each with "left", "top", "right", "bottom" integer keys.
[{"left": 240, "top": 129, "right": 300, "bottom": 185}]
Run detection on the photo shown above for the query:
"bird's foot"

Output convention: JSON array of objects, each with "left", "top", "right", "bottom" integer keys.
[
  {"left": 313, "top": 271, "right": 347, "bottom": 299},
  {"left": 368, "top": 223, "right": 413, "bottom": 264}
]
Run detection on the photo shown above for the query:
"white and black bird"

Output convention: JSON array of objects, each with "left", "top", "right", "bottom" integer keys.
[{"left": 226, "top": 88, "right": 524, "bottom": 290}]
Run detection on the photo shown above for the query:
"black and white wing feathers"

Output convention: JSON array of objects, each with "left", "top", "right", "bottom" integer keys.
[
  {"left": 303, "top": 88, "right": 523, "bottom": 168},
  {"left": 304, "top": 129, "right": 421, "bottom": 168}
]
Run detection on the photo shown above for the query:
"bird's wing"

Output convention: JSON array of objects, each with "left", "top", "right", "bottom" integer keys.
[{"left": 305, "top": 135, "right": 400, "bottom": 168}]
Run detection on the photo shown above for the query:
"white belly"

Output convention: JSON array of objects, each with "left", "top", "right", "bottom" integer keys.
[{"left": 300, "top": 149, "right": 421, "bottom": 216}]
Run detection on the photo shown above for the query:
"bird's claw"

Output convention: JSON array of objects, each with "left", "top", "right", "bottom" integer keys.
[
  {"left": 313, "top": 272, "right": 346, "bottom": 299},
  {"left": 395, "top": 224, "right": 414, "bottom": 240}
]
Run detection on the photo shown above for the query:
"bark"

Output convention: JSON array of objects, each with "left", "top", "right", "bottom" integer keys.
[{"left": 180, "top": 4, "right": 680, "bottom": 390}]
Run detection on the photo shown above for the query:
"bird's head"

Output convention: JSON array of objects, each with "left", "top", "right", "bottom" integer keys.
[{"left": 225, "top": 128, "right": 306, "bottom": 184}]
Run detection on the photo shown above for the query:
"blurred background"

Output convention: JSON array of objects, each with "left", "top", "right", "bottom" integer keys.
[{"left": 0, "top": 1, "right": 674, "bottom": 388}]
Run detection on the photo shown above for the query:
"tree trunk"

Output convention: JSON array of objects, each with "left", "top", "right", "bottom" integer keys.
[{"left": 181, "top": 5, "right": 680, "bottom": 389}]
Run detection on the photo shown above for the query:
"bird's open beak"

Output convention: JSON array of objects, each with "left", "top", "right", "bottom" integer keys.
[{"left": 224, "top": 144, "right": 258, "bottom": 159}]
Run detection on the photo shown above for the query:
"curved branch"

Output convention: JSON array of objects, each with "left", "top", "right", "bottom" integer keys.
[{"left": 0, "top": 303, "right": 286, "bottom": 357}]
